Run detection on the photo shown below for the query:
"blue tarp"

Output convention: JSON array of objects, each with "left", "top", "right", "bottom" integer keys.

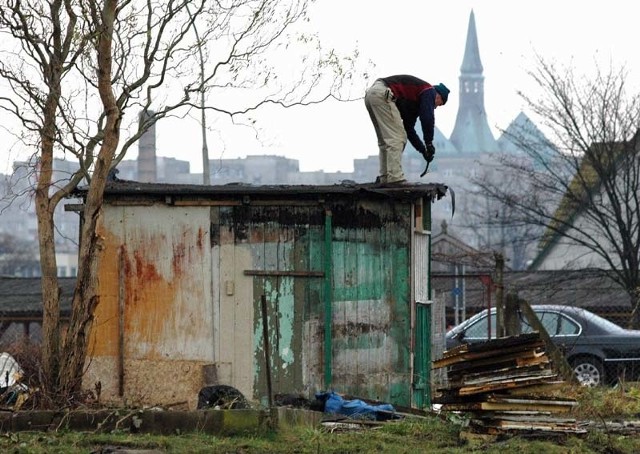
[{"left": 316, "top": 391, "right": 398, "bottom": 420}]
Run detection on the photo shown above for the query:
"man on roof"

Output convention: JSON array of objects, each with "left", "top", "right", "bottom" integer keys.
[{"left": 364, "top": 75, "right": 450, "bottom": 185}]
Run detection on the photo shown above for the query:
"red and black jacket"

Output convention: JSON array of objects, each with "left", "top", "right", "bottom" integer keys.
[{"left": 381, "top": 75, "right": 437, "bottom": 154}]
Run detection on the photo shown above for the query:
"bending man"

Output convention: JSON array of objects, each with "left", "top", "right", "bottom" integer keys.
[{"left": 364, "top": 75, "right": 449, "bottom": 185}]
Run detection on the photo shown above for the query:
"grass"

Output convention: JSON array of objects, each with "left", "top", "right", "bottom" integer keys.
[
  {"left": 2, "top": 418, "right": 463, "bottom": 453},
  {"left": 2, "top": 385, "right": 640, "bottom": 453},
  {"left": 2, "top": 416, "right": 640, "bottom": 454},
  {"left": 571, "top": 383, "right": 640, "bottom": 420}
]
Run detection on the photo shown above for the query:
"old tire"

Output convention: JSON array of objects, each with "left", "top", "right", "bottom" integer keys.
[{"left": 571, "top": 356, "right": 604, "bottom": 387}]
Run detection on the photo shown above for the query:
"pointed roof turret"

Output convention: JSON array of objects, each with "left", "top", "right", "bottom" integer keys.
[
  {"left": 449, "top": 10, "right": 500, "bottom": 154},
  {"left": 460, "top": 10, "right": 483, "bottom": 75}
]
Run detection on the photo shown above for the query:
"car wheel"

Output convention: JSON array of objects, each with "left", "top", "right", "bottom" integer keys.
[{"left": 571, "top": 356, "right": 604, "bottom": 387}]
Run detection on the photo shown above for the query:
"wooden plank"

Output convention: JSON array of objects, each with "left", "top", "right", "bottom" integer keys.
[
  {"left": 501, "top": 381, "right": 566, "bottom": 396},
  {"left": 445, "top": 348, "right": 547, "bottom": 374},
  {"left": 477, "top": 414, "right": 577, "bottom": 423},
  {"left": 173, "top": 199, "right": 321, "bottom": 207},
  {"left": 451, "top": 364, "right": 554, "bottom": 387},
  {"left": 173, "top": 200, "right": 242, "bottom": 206},
  {"left": 457, "top": 374, "right": 559, "bottom": 396},
  {"left": 463, "top": 332, "right": 544, "bottom": 353},
  {"left": 433, "top": 343, "right": 545, "bottom": 369},
  {"left": 476, "top": 411, "right": 554, "bottom": 417},
  {"left": 486, "top": 396, "right": 578, "bottom": 406},
  {"left": 109, "top": 199, "right": 155, "bottom": 206},
  {"left": 449, "top": 357, "right": 550, "bottom": 379},
  {"left": 244, "top": 270, "right": 324, "bottom": 277},
  {"left": 441, "top": 400, "right": 575, "bottom": 413},
  {"left": 477, "top": 421, "right": 585, "bottom": 433}
]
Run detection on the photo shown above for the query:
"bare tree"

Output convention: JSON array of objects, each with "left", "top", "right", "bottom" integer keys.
[
  {"left": 472, "top": 56, "right": 640, "bottom": 327},
  {"left": 466, "top": 151, "right": 546, "bottom": 270},
  {"left": 0, "top": 0, "right": 366, "bottom": 405}
]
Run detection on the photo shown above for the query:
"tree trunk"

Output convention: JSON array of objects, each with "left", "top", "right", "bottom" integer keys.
[
  {"left": 57, "top": 0, "right": 121, "bottom": 399},
  {"left": 58, "top": 211, "right": 101, "bottom": 397},
  {"left": 37, "top": 185, "right": 61, "bottom": 399},
  {"left": 629, "top": 290, "right": 640, "bottom": 330},
  {"left": 38, "top": 64, "right": 64, "bottom": 401}
]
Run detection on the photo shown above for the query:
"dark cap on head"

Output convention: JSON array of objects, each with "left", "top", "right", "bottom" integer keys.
[{"left": 434, "top": 83, "right": 450, "bottom": 105}]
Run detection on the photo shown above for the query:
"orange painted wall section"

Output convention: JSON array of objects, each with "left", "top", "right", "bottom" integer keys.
[
  {"left": 92, "top": 205, "right": 214, "bottom": 361},
  {"left": 91, "top": 224, "right": 122, "bottom": 357}
]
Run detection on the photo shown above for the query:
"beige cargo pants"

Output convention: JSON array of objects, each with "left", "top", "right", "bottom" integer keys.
[{"left": 364, "top": 79, "right": 407, "bottom": 183}]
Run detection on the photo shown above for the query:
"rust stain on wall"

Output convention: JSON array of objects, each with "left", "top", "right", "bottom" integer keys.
[
  {"left": 132, "top": 249, "right": 164, "bottom": 289},
  {"left": 197, "top": 226, "right": 205, "bottom": 251},
  {"left": 171, "top": 243, "right": 186, "bottom": 276},
  {"left": 124, "top": 248, "right": 177, "bottom": 359},
  {"left": 93, "top": 208, "right": 212, "bottom": 361}
]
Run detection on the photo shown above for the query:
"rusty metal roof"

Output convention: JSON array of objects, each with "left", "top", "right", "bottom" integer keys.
[
  {"left": 0, "top": 277, "right": 74, "bottom": 318},
  {"left": 71, "top": 179, "right": 450, "bottom": 202}
]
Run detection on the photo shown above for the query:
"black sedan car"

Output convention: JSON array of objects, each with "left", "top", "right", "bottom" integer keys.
[{"left": 445, "top": 305, "right": 640, "bottom": 387}]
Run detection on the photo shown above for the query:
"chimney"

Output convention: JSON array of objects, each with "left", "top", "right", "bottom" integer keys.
[{"left": 138, "top": 109, "right": 157, "bottom": 183}]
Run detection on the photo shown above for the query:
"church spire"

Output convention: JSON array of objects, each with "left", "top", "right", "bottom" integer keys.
[
  {"left": 460, "top": 10, "right": 483, "bottom": 75},
  {"left": 449, "top": 10, "right": 499, "bottom": 153}
]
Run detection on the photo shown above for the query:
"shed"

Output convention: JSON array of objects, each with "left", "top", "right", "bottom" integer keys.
[
  {"left": 0, "top": 277, "right": 74, "bottom": 343},
  {"left": 72, "top": 180, "right": 449, "bottom": 410}
]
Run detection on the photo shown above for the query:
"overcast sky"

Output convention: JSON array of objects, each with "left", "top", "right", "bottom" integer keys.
[{"left": 2, "top": 0, "right": 638, "bottom": 175}]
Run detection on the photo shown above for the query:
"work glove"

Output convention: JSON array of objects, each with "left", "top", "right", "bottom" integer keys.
[
  {"left": 424, "top": 143, "right": 435, "bottom": 162},
  {"left": 420, "top": 144, "right": 435, "bottom": 177}
]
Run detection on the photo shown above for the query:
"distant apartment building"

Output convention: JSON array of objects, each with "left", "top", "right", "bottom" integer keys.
[{"left": 0, "top": 159, "right": 80, "bottom": 277}]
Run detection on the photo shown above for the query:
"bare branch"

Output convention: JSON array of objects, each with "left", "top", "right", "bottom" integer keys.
[{"left": 474, "top": 56, "right": 640, "bottom": 326}]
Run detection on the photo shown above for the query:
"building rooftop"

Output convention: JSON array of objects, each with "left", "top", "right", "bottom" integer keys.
[
  {"left": 0, "top": 276, "right": 74, "bottom": 318},
  {"left": 73, "top": 179, "right": 451, "bottom": 203}
]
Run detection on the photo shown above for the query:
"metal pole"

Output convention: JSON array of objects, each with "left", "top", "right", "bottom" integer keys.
[
  {"left": 494, "top": 252, "right": 505, "bottom": 338},
  {"left": 454, "top": 264, "right": 459, "bottom": 326},
  {"left": 461, "top": 264, "right": 466, "bottom": 321},
  {"left": 260, "top": 294, "right": 273, "bottom": 408},
  {"left": 323, "top": 210, "right": 333, "bottom": 389}
]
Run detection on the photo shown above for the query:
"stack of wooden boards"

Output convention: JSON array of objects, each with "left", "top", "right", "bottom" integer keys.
[{"left": 433, "top": 332, "right": 585, "bottom": 434}]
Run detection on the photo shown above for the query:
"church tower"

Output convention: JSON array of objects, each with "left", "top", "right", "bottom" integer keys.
[{"left": 449, "top": 10, "right": 499, "bottom": 153}]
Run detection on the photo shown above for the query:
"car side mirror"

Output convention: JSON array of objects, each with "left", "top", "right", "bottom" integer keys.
[{"left": 454, "top": 330, "right": 466, "bottom": 342}]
